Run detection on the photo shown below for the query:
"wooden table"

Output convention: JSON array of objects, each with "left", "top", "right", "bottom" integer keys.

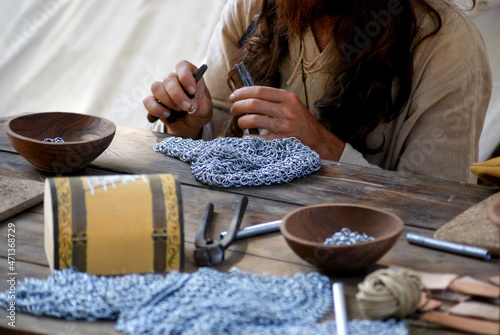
[{"left": 0, "top": 120, "right": 498, "bottom": 334}]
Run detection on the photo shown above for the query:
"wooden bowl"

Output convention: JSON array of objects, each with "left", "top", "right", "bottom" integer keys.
[
  {"left": 5, "top": 112, "right": 115, "bottom": 173},
  {"left": 487, "top": 199, "right": 500, "bottom": 228},
  {"left": 281, "top": 204, "right": 404, "bottom": 274}
]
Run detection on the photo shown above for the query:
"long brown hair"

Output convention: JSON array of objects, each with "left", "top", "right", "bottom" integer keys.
[{"left": 226, "top": 0, "right": 475, "bottom": 153}]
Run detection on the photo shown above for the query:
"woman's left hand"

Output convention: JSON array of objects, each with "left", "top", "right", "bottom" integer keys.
[{"left": 230, "top": 86, "right": 346, "bottom": 161}]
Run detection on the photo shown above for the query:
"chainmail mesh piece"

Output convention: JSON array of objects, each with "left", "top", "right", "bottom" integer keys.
[
  {"left": 0, "top": 267, "right": 408, "bottom": 335},
  {"left": 153, "top": 136, "right": 322, "bottom": 188}
]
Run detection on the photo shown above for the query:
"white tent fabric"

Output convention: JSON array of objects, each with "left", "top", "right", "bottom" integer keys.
[
  {"left": 472, "top": 5, "right": 500, "bottom": 161},
  {"left": 0, "top": 0, "right": 227, "bottom": 131},
  {"left": 0, "top": 0, "right": 498, "bottom": 161}
]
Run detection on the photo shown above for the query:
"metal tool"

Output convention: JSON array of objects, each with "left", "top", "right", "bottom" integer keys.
[
  {"left": 230, "top": 62, "right": 259, "bottom": 135},
  {"left": 333, "top": 282, "right": 349, "bottom": 335},
  {"left": 406, "top": 233, "right": 491, "bottom": 261},
  {"left": 235, "top": 62, "right": 254, "bottom": 86},
  {"left": 148, "top": 64, "right": 208, "bottom": 123},
  {"left": 220, "top": 220, "right": 282, "bottom": 240},
  {"left": 193, "top": 196, "right": 248, "bottom": 266}
]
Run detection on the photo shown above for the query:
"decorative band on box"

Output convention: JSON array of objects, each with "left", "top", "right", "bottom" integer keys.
[{"left": 44, "top": 174, "right": 184, "bottom": 275}]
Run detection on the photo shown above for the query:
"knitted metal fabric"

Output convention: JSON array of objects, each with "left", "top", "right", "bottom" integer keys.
[
  {"left": 153, "top": 136, "right": 322, "bottom": 188},
  {"left": 1, "top": 268, "right": 408, "bottom": 335}
]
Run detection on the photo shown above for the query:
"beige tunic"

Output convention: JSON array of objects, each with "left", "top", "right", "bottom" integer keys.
[{"left": 202, "top": 0, "right": 492, "bottom": 183}]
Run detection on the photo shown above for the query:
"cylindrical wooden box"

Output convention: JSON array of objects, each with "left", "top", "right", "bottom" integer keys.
[{"left": 44, "top": 174, "right": 184, "bottom": 275}]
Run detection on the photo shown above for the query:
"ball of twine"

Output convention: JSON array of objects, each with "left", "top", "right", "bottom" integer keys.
[{"left": 355, "top": 269, "right": 421, "bottom": 320}]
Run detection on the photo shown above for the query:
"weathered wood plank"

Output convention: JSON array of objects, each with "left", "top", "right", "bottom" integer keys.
[
  {"left": 0, "top": 150, "right": 115, "bottom": 182},
  {"left": 0, "top": 152, "right": 46, "bottom": 183},
  {"left": 2, "top": 185, "right": 497, "bottom": 287},
  {"left": 0, "top": 260, "right": 51, "bottom": 292},
  {"left": 0, "top": 235, "right": 491, "bottom": 334},
  {"left": 0, "top": 211, "right": 48, "bottom": 266},
  {"left": 0, "top": 308, "right": 120, "bottom": 335},
  {"left": 1, "top": 120, "right": 497, "bottom": 335},
  {"left": 0, "top": 176, "right": 44, "bottom": 223},
  {"left": 2, "top": 123, "right": 496, "bottom": 231},
  {"left": 87, "top": 126, "right": 497, "bottom": 229},
  {"left": 1, "top": 118, "right": 495, "bottom": 205}
]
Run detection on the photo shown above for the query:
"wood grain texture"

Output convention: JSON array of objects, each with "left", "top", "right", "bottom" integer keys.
[
  {"left": 89, "top": 127, "right": 497, "bottom": 230},
  {"left": 0, "top": 176, "right": 44, "bottom": 222},
  {"left": 0, "top": 120, "right": 499, "bottom": 334},
  {"left": 281, "top": 204, "right": 403, "bottom": 273},
  {"left": 4, "top": 112, "right": 115, "bottom": 173}
]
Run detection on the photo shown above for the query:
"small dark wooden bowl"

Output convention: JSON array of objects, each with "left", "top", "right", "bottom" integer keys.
[
  {"left": 5, "top": 112, "right": 115, "bottom": 173},
  {"left": 487, "top": 199, "right": 500, "bottom": 228},
  {"left": 281, "top": 204, "right": 404, "bottom": 274}
]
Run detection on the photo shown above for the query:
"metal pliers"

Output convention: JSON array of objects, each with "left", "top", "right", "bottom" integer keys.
[{"left": 193, "top": 196, "right": 248, "bottom": 266}]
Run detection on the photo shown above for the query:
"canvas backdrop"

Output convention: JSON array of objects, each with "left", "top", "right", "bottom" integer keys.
[{"left": 0, "top": 0, "right": 498, "bottom": 161}]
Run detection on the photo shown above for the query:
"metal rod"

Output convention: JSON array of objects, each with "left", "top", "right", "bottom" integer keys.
[
  {"left": 406, "top": 233, "right": 491, "bottom": 261},
  {"left": 333, "top": 282, "right": 349, "bottom": 335},
  {"left": 220, "top": 220, "right": 282, "bottom": 240}
]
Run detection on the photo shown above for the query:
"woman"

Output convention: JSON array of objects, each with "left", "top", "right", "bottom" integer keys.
[{"left": 144, "top": 0, "right": 491, "bottom": 183}]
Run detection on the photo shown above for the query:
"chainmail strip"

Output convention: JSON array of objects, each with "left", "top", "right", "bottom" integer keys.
[
  {"left": 153, "top": 136, "right": 321, "bottom": 188},
  {"left": 0, "top": 268, "right": 408, "bottom": 335}
]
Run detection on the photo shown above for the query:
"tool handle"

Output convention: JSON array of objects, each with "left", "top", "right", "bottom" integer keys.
[
  {"left": 220, "top": 196, "right": 248, "bottom": 248},
  {"left": 406, "top": 233, "right": 491, "bottom": 261},
  {"left": 194, "top": 203, "right": 214, "bottom": 247},
  {"left": 220, "top": 220, "right": 282, "bottom": 240},
  {"left": 148, "top": 64, "right": 208, "bottom": 123},
  {"left": 333, "top": 283, "right": 349, "bottom": 335}
]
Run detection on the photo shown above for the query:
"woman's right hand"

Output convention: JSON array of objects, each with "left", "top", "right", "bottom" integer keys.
[{"left": 143, "top": 60, "right": 213, "bottom": 139}]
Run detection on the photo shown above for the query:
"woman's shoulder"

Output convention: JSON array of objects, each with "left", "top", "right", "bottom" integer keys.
[
  {"left": 412, "top": 0, "right": 490, "bottom": 92},
  {"left": 212, "top": 0, "right": 261, "bottom": 52},
  {"left": 222, "top": 0, "right": 261, "bottom": 31},
  {"left": 415, "top": 0, "right": 487, "bottom": 53}
]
